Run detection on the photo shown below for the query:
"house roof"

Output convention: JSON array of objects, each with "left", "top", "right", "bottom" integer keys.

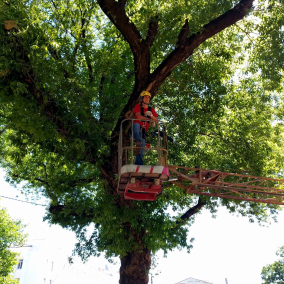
[{"left": 175, "top": 277, "right": 212, "bottom": 284}]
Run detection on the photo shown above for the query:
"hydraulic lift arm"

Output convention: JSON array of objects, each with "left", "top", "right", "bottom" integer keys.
[{"left": 167, "top": 165, "right": 284, "bottom": 205}]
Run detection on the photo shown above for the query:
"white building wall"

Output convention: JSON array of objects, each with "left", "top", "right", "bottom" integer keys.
[
  {"left": 12, "top": 245, "right": 32, "bottom": 283},
  {"left": 11, "top": 238, "right": 118, "bottom": 284}
]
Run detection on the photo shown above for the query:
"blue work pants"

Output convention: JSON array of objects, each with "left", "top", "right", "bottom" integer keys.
[{"left": 132, "top": 123, "right": 145, "bottom": 165}]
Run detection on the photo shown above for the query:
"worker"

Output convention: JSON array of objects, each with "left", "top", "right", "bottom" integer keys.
[{"left": 133, "top": 91, "right": 158, "bottom": 165}]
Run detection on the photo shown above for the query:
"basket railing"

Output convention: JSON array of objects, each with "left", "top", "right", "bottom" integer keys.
[{"left": 118, "top": 118, "right": 168, "bottom": 173}]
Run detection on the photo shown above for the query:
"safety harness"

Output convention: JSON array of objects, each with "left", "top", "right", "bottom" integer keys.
[
  {"left": 140, "top": 105, "right": 152, "bottom": 139},
  {"left": 140, "top": 105, "right": 152, "bottom": 127}
]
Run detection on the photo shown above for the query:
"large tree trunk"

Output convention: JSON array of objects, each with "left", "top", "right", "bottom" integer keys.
[{"left": 120, "top": 248, "right": 151, "bottom": 284}]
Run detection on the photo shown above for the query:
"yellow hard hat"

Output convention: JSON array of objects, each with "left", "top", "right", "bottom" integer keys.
[{"left": 140, "top": 91, "right": 151, "bottom": 98}]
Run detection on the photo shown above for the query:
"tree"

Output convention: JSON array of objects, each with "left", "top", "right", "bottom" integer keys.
[
  {"left": 0, "top": 205, "right": 27, "bottom": 284},
  {"left": 261, "top": 246, "right": 284, "bottom": 284},
  {"left": 1, "top": 0, "right": 284, "bottom": 283}
]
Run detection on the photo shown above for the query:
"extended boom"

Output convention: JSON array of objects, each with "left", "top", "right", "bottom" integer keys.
[{"left": 168, "top": 165, "right": 284, "bottom": 205}]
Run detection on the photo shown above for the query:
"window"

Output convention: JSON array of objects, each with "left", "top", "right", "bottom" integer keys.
[{"left": 17, "top": 259, "right": 23, "bottom": 269}]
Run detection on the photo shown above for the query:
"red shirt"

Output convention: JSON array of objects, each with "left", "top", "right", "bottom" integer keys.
[{"left": 134, "top": 104, "right": 158, "bottom": 131}]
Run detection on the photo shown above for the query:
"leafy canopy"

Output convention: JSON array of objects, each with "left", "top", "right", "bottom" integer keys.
[
  {"left": 0, "top": 204, "right": 27, "bottom": 284},
  {"left": 261, "top": 246, "right": 284, "bottom": 284},
  {"left": 0, "top": 0, "right": 284, "bottom": 264}
]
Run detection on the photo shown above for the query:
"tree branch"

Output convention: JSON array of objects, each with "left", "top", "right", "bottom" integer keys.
[
  {"left": 0, "top": 126, "right": 8, "bottom": 136},
  {"left": 145, "top": 16, "right": 159, "bottom": 47},
  {"left": 49, "top": 204, "right": 97, "bottom": 219},
  {"left": 2, "top": 1, "right": 10, "bottom": 6},
  {"left": 50, "top": 0, "right": 58, "bottom": 10},
  {"left": 111, "top": 0, "right": 254, "bottom": 146},
  {"left": 97, "top": 0, "right": 143, "bottom": 55},
  {"left": 81, "top": 17, "right": 94, "bottom": 83},
  {"left": 176, "top": 197, "right": 207, "bottom": 226},
  {"left": 46, "top": 43, "right": 70, "bottom": 79},
  {"left": 97, "top": 0, "right": 157, "bottom": 95},
  {"left": 234, "top": 22, "right": 255, "bottom": 45},
  {"left": 147, "top": 0, "right": 254, "bottom": 95},
  {"left": 177, "top": 19, "right": 190, "bottom": 47},
  {"left": 13, "top": 174, "right": 49, "bottom": 186}
]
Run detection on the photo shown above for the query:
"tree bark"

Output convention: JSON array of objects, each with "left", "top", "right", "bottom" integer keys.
[{"left": 120, "top": 249, "right": 151, "bottom": 284}]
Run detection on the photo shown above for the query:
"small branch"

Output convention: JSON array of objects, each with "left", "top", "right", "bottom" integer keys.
[
  {"left": 13, "top": 174, "right": 49, "bottom": 186},
  {"left": 153, "top": 104, "right": 174, "bottom": 119},
  {"left": 145, "top": 16, "right": 158, "bottom": 47},
  {"left": 177, "top": 19, "right": 190, "bottom": 47},
  {"left": 34, "top": 177, "right": 49, "bottom": 185},
  {"left": 71, "top": 44, "right": 79, "bottom": 71},
  {"left": 0, "top": 126, "right": 8, "bottom": 136},
  {"left": 50, "top": 0, "right": 58, "bottom": 10},
  {"left": 81, "top": 19, "right": 93, "bottom": 83},
  {"left": 2, "top": 1, "right": 10, "bottom": 6},
  {"left": 99, "top": 166, "right": 117, "bottom": 193},
  {"left": 234, "top": 22, "right": 255, "bottom": 45},
  {"left": 176, "top": 197, "right": 207, "bottom": 226},
  {"left": 47, "top": 44, "right": 70, "bottom": 79},
  {"left": 43, "top": 163, "right": 48, "bottom": 181},
  {"left": 47, "top": 44, "right": 60, "bottom": 60}
]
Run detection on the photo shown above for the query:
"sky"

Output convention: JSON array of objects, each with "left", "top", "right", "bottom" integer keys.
[{"left": 1, "top": 169, "right": 284, "bottom": 284}]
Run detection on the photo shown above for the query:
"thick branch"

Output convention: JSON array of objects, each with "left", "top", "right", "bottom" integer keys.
[
  {"left": 176, "top": 197, "right": 207, "bottom": 226},
  {"left": 97, "top": 0, "right": 143, "bottom": 56},
  {"left": 147, "top": 0, "right": 254, "bottom": 95},
  {"left": 97, "top": 0, "right": 158, "bottom": 94},
  {"left": 111, "top": 0, "right": 254, "bottom": 144}
]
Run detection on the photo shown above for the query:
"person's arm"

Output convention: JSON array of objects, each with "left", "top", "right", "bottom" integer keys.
[
  {"left": 135, "top": 111, "right": 151, "bottom": 121},
  {"left": 150, "top": 114, "right": 158, "bottom": 123},
  {"left": 142, "top": 111, "right": 159, "bottom": 123},
  {"left": 134, "top": 106, "right": 158, "bottom": 122},
  {"left": 147, "top": 109, "right": 158, "bottom": 123}
]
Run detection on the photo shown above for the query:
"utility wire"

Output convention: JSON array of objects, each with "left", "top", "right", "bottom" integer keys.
[{"left": 0, "top": 195, "right": 48, "bottom": 206}]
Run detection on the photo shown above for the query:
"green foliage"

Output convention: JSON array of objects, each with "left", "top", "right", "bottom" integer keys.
[
  {"left": 261, "top": 246, "right": 284, "bottom": 284},
  {"left": 0, "top": 205, "right": 27, "bottom": 284},
  {"left": 0, "top": 0, "right": 284, "bottom": 272}
]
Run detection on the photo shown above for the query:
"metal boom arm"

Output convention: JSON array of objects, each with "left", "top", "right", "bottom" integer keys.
[{"left": 168, "top": 165, "right": 284, "bottom": 205}]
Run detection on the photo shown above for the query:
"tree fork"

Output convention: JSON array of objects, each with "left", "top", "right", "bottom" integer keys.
[{"left": 110, "top": 0, "right": 254, "bottom": 144}]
